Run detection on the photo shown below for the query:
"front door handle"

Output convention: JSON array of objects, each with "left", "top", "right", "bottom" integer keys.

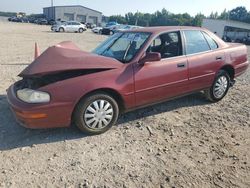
[
  {"left": 177, "top": 63, "right": 186, "bottom": 68},
  {"left": 216, "top": 56, "right": 223, "bottom": 60}
]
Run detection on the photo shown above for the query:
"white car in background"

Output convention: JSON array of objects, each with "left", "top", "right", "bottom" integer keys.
[
  {"left": 92, "top": 27, "right": 103, "bottom": 34},
  {"left": 51, "top": 21, "right": 87, "bottom": 33}
]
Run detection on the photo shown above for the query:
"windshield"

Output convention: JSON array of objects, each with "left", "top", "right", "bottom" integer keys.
[{"left": 92, "top": 32, "right": 150, "bottom": 63}]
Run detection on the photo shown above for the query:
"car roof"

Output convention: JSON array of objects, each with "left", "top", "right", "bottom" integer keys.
[
  {"left": 123, "top": 26, "right": 227, "bottom": 48},
  {"left": 126, "top": 26, "right": 206, "bottom": 34}
]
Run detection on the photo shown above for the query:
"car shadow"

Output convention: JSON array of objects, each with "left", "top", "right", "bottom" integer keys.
[{"left": 0, "top": 92, "right": 209, "bottom": 151}]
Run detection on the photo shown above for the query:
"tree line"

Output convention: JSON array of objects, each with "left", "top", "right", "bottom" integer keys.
[
  {"left": 108, "top": 6, "right": 250, "bottom": 27},
  {"left": 0, "top": 11, "right": 17, "bottom": 17}
]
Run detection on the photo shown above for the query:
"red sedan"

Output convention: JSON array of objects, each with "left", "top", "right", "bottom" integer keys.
[{"left": 7, "top": 26, "right": 249, "bottom": 134}]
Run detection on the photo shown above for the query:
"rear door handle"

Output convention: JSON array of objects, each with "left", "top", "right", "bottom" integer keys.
[
  {"left": 177, "top": 63, "right": 186, "bottom": 68},
  {"left": 216, "top": 56, "right": 223, "bottom": 60}
]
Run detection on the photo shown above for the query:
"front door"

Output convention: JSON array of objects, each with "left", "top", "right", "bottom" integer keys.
[{"left": 134, "top": 31, "right": 189, "bottom": 107}]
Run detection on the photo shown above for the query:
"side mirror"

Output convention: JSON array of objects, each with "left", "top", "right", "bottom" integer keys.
[{"left": 139, "top": 52, "right": 161, "bottom": 65}]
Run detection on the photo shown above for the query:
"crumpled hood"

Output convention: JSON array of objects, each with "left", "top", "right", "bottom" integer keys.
[{"left": 19, "top": 41, "right": 123, "bottom": 77}]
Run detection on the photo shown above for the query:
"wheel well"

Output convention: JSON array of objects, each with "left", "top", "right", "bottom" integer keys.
[
  {"left": 75, "top": 88, "right": 125, "bottom": 113},
  {"left": 221, "top": 65, "right": 235, "bottom": 80}
]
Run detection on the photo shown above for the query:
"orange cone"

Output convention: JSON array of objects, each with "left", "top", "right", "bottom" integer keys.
[{"left": 34, "top": 42, "right": 40, "bottom": 59}]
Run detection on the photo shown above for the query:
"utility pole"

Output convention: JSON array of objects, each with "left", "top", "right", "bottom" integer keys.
[
  {"left": 51, "top": 0, "right": 54, "bottom": 7},
  {"left": 135, "top": 10, "right": 139, "bottom": 26}
]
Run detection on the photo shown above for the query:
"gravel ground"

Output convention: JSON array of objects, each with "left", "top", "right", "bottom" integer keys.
[{"left": 0, "top": 20, "right": 249, "bottom": 188}]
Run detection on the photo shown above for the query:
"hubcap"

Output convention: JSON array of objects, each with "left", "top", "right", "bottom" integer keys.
[
  {"left": 213, "top": 76, "right": 228, "bottom": 99},
  {"left": 84, "top": 100, "right": 113, "bottom": 129}
]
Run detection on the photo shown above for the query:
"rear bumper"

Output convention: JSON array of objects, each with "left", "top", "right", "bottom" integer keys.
[
  {"left": 7, "top": 84, "right": 73, "bottom": 129},
  {"left": 235, "top": 60, "right": 249, "bottom": 77}
]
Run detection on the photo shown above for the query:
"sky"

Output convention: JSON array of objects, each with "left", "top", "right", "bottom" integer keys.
[{"left": 0, "top": 0, "right": 250, "bottom": 16}]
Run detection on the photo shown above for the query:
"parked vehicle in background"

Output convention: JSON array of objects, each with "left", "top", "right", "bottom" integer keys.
[
  {"left": 242, "top": 36, "right": 250, "bottom": 45},
  {"left": 51, "top": 21, "right": 87, "bottom": 33},
  {"left": 101, "top": 24, "right": 121, "bottom": 35},
  {"left": 222, "top": 35, "right": 232, "bottom": 42},
  {"left": 92, "top": 27, "right": 103, "bottom": 34},
  {"left": 36, "top": 18, "right": 48, "bottom": 25},
  {"left": 101, "top": 24, "right": 141, "bottom": 35},
  {"left": 100, "top": 22, "right": 120, "bottom": 35},
  {"left": 85, "top": 23, "right": 96, "bottom": 29},
  {"left": 48, "top": 19, "right": 56, "bottom": 25},
  {"left": 112, "top": 25, "right": 143, "bottom": 34},
  {"left": 8, "top": 17, "right": 30, "bottom": 23},
  {"left": 106, "top": 21, "right": 119, "bottom": 27},
  {"left": 8, "top": 17, "right": 15, "bottom": 21},
  {"left": 7, "top": 27, "right": 249, "bottom": 135},
  {"left": 21, "top": 17, "right": 29, "bottom": 23},
  {"left": 9, "top": 17, "right": 23, "bottom": 22},
  {"left": 27, "top": 17, "right": 36, "bottom": 23}
]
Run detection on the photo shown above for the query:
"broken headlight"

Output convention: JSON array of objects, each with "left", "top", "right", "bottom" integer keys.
[{"left": 17, "top": 89, "right": 50, "bottom": 103}]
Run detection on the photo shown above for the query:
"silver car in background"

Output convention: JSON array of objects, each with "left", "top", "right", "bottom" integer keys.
[{"left": 51, "top": 21, "right": 87, "bottom": 33}]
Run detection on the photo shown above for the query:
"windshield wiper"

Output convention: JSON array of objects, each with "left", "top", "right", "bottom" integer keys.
[
  {"left": 122, "top": 41, "right": 133, "bottom": 62},
  {"left": 101, "top": 34, "right": 124, "bottom": 56}
]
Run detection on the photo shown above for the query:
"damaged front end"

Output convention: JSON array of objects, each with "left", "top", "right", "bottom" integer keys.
[
  {"left": 15, "top": 69, "right": 111, "bottom": 91},
  {"left": 14, "top": 68, "right": 112, "bottom": 104},
  {"left": 7, "top": 41, "right": 123, "bottom": 128},
  {"left": 12, "top": 41, "right": 122, "bottom": 104},
  {"left": 14, "top": 41, "right": 123, "bottom": 99}
]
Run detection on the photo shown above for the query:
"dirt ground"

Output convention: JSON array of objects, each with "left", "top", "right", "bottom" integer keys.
[{"left": 0, "top": 19, "right": 249, "bottom": 188}]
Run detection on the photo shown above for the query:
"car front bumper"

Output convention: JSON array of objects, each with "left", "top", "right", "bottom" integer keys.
[{"left": 7, "top": 84, "right": 73, "bottom": 129}]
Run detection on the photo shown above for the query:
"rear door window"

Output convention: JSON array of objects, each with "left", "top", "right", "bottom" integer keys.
[
  {"left": 202, "top": 32, "right": 218, "bottom": 50},
  {"left": 183, "top": 30, "right": 210, "bottom": 55}
]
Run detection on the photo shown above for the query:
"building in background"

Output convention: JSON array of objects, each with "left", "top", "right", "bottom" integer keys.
[
  {"left": 43, "top": 5, "right": 102, "bottom": 26},
  {"left": 202, "top": 19, "right": 250, "bottom": 42}
]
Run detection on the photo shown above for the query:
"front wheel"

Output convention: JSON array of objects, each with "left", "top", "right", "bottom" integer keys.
[
  {"left": 59, "top": 27, "right": 64, "bottom": 32},
  {"left": 73, "top": 93, "right": 119, "bottom": 135},
  {"left": 204, "top": 70, "right": 230, "bottom": 102},
  {"left": 79, "top": 28, "right": 84, "bottom": 33}
]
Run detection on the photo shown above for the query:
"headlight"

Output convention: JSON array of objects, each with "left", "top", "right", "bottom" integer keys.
[{"left": 17, "top": 89, "right": 50, "bottom": 103}]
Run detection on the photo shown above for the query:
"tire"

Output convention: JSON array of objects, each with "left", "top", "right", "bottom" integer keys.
[
  {"left": 79, "top": 28, "right": 84, "bottom": 33},
  {"left": 73, "top": 92, "right": 119, "bottom": 135},
  {"left": 204, "top": 70, "right": 230, "bottom": 102},
  {"left": 59, "top": 27, "right": 64, "bottom": 32}
]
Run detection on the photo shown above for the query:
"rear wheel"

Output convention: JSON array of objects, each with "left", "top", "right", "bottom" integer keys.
[
  {"left": 79, "top": 28, "right": 84, "bottom": 33},
  {"left": 74, "top": 93, "right": 119, "bottom": 135},
  {"left": 204, "top": 70, "right": 230, "bottom": 102},
  {"left": 59, "top": 27, "right": 64, "bottom": 32}
]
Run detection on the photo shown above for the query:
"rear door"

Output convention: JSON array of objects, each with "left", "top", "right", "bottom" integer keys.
[
  {"left": 72, "top": 22, "right": 80, "bottom": 32},
  {"left": 64, "top": 22, "right": 73, "bottom": 32},
  {"left": 183, "top": 30, "right": 225, "bottom": 91},
  {"left": 134, "top": 31, "right": 189, "bottom": 107}
]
